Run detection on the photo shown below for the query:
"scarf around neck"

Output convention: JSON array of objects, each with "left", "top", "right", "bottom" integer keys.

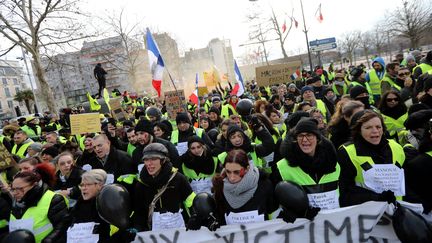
[{"left": 223, "top": 166, "right": 259, "bottom": 209}]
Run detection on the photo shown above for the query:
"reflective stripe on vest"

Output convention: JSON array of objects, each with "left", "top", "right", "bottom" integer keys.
[
  {"left": 276, "top": 158, "right": 340, "bottom": 193},
  {"left": 182, "top": 157, "right": 218, "bottom": 180},
  {"left": 171, "top": 128, "right": 204, "bottom": 145},
  {"left": 127, "top": 143, "right": 136, "bottom": 156},
  {"left": 12, "top": 142, "right": 33, "bottom": 159},
  {"left": 10, "top": 190, "right": 56, "bottom": 243},
  {"left": 382, "top": 76, "right": 401, "bottom": 91},
  {"left": 368, "top": 69, "right": 382, "bottom": 96},
  {"left": 382, "top": 113, "right": 408, "bottom": 136},
  {"left": 342, "top": 139, "right": 405, "bottom": 199}
]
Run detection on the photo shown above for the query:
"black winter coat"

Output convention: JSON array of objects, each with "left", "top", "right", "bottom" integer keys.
[
  {"left": 53, "top": 166, "right": 84, "bottom": 200},
  {"left": 176, "top": 127, "right": 214, "bottom": 149},
  {"left": 131, "top": 162, "right": 193, "bottom": 232},
  {"left": 76, "top": 150, "right": 98, "bottom": 168},
  {"left": 337, "top": 137, "right": 397, "bottom": 206},
  {"left": 82, "top": 147, "right": 136, "bottom": 181},
  {"left": 213, "top": 169, "right": 276, "bottom": 225},
  {"left": 11, "top": 184, "right": 70, "bottom": 243},
  {"left": 70, "top": 197, "right": 110, "bottom": 243},
  {"left": 131, "top": 136, "right": 179, "bottom": 168}
]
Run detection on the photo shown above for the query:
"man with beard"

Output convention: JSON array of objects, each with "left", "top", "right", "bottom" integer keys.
[{"left": 366, "top": 57, "right": 385, "bottom": 102}]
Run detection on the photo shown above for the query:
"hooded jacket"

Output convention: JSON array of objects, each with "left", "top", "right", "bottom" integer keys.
[
  {"left": 366, "top": 57, "right": 385, "bottom": 81},
  {"left": 225, "top": 125, "right": 274, "bottom": 158}
]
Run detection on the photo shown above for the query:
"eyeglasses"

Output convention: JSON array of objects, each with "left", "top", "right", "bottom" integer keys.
[
  {"left": 398, "top": 72, "right": 410, "bottom": 77},
  {"left": 79, "top": 183, "right": 98, "bottom": 189},
  {"left": 297, "top": 133, "right": 316, "bottom": 141},
  {"left": 386, "top": 98, "right": 398, "bottom": 102},
  {"left": 10, "top": 184, "right": 33, "bottom": 193}
]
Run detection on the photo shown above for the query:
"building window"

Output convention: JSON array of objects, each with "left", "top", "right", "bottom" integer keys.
[
  {"left": 5, "top": 88, "right": 10, "bottom": 97},
  {"left": 13, "top": 78, "right": 18, "bottom": 85},
  {"left": 2, "top": 78, "right": 7, "bottom": 85},
  {"left": 15, "top": 87, "right": 20, "bottom": 93},
  {"left": 7, "top": 100, "right": 13, "bottom": 109}
]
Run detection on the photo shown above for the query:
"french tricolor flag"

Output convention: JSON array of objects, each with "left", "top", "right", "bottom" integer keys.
[
  {"left": 231, "top": 60, "right": 245, "bottom": 97},
  {"left": 146, "top": 28, "right": 165, "bottom": 97},
  {"left": 189, "top": 73, "right": 199, "bottom": 105}
]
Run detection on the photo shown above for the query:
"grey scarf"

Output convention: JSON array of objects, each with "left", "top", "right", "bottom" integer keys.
[{"left": 223, "top": 166, "right": 259, "bottom": 209}]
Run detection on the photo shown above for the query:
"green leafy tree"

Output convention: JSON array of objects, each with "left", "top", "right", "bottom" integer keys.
[{"left": 14, "top": 90, "right": 34, "bottom": 114}]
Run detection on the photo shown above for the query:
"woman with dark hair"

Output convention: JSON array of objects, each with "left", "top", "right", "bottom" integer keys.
[
  {"left": 273, "top": 118, "right": 339, "bottom": 213},
  {"left": 212, "top": 149, "right": 275, "bottom": 225},
  {"left": 179, "top": 136, "right": 220, "bottom": 194},
  {"left": 9, "top": 163, "right": 70, "bottom": 242},
  {"left": 153, "top": 120, "right": 173, "bottom": 141},
  {"left": 53, "top": 152, "right": 84, "bottom": 205},
  {"left": 378, "top": 91, "right": 408, "bottom": 142},
  {"left": 199, "top": 116, "right": 216, "bottom": 133},
  {"left": 249, "top": 113, "right": 281, "bottom": 172},
  {"left": 328, "top": 100, "right": 365, "bottom": 148},
  {"left": 217, "top": 115, "right": 274, "bottom": 170},
  {"left": 338, "top": 110, "right": 406, "bottom": 206},
  {"left": 208, "top": 106, "right": 223, "bottom": 128}
]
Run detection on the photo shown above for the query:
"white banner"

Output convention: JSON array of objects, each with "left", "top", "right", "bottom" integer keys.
[{"left": 134, "top": 201, "right": 395, "bottom": 243}]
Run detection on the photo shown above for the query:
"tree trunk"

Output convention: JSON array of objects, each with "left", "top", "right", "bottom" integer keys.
[
  {"left": 32, "top": 52, "right": 57, "bottom": 115},
  {"left": 24, "top": 100, "right": 31, "bottom": 114},
  {"left": 279, "top": 39, "right": 288, "bottom": 60}
]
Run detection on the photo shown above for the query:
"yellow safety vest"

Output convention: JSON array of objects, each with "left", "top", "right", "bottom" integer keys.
[
  {"left": 382, "top": 76, "right": 401, "bottom": 91},
  {"left": 351, "top": 81, "right": 375, "bottom": 105},
  {"left": 221, "top": 104, "right": 237, "bottom": 119},
  {"left": 12, "top": 141, "right": 34, "bottom": 159},
  {"left": 170, "top": 128, "right": 204, "bottom": 145},
  {"left": 218, "top": 150, "right": 263, "bottom": 168},
  {"left": 315, "top": 99, "right": 328, "bottom": 123},
  {"left": 342, "top": 139, "right": 405, "bottom": 200},
  {"left": 368, "top": 69, "right": 383, "bottom": 96},
  {"left": 10, "top": 190, "right": 56, "bottom": 243},
  {"left": 382, "top": 113, "right": 408, "bottom": 137},
  {"left": 182, "top": 157, "right": 218, "bottom": 180},
  {"left": 413, "top": 63, "right": 432, "bottom": 75}
]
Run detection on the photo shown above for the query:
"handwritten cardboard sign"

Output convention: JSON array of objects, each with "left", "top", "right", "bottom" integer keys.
[
  {"left": 164, "top": 90, "right": 186, "bottom": 120},
  {"left": 0, "top": 142, "right": 16, "bottom": 170},
  {"left": 109, "top": 98, "right": 129, "bottom": 122},
  {"left": 255, "top": 61, "right": 302, "bottom": 86},
  {"left": 70, "top": 113, "right": 101, "bottom": 135}
]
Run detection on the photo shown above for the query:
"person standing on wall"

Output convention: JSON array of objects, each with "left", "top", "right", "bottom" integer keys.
[{"left": 94, "top": 63, "right": 107, "bottom": 99}]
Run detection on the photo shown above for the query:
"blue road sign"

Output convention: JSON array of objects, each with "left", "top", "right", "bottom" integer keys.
[{"left": 309, "top": 37, "right": 336, "bottom": 47}]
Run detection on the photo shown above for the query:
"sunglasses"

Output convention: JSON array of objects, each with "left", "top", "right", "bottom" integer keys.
[{"left": 386, "top": 98, "right": 398, "bottom": 102}]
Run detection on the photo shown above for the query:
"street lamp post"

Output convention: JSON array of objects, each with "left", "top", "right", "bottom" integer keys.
[{"left": 300, "top": 0, "right": 313, "bottom": 72}]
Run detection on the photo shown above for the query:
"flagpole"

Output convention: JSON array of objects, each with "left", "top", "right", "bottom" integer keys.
[
  {"left": 195, "top": 73, "right": 200, "bottom": 126},
  {"left": 300, "top": 0, "right": 314, "bottom": 72}
]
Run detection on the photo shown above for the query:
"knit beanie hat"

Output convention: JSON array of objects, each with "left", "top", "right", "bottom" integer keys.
[
  {"left": 135, "top": 119, "right": 154, "bottom": 135},
  {"left": 285, "top": 111, "right": 310, "bottom": 129},
  {"left": 29, "top": 143, "right": 43, "bottom": 153},
  {"left": 41, "top": 146, "right": 59, "bottom": 158},
  {"left": 176, "top": 112, "right": 191, "bottom": 125},
  {"left": 187, "top": 135, "right": 205, "bottom": 148},
  {"left": 350, "top": 85, "right": 368, "bottom": 99},
  {"left": 208, "top": 106, "right": 221, "bottom": 116},
  {"left": 301, "top": 86, "right": 314, "bottom": 95},
  {"left": 293, "top": 118, "right": 321, "bottom": 138}
]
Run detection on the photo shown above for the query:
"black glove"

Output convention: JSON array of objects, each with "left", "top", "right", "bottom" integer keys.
[
  {"left": 186, "top": 214, "right": 202, "bottom": 231},
  {"left": 278, "top": 209, "right": 298, "bottom": 223},
  {"left": 206, "top": 213, "right": 220, "bottom": 231},
  {"left": 248, "top": 115, "right": 263, "bottom": 131},
  {"left": 305, "top": 206, "right": 320, "bottom": 221},
  {"left": 380, "top": 190, "right": 396, "bottom": 204}
]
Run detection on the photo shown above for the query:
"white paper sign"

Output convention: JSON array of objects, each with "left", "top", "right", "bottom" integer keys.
[
  {"left": 190, "top": 178, "right": 212, "bottom": 194},
  {"left": 152, "top": 210, "right": 185, "bottom": 231},
  {"left": 9, "top": 218, "right": 33, "bottom": 232},
  {"left": 263, "top": 152, "right": 275, "bottom": 166},
  {"left": 135, "top": 201, "right": 390, "bottom": 243},
  {"left": 307, "top": 190, "right": 340, "bottom": 210},
  {"left": 225, "top": 210, "right": 265, "bottom": 225},
  {"left": 67, "top": 222, "right": 99, "bottom": 243},
  {"left": 105, "top": 174, "right": 115, "bottom": 185},
  {"left": 176, "top": 142, "right": 188, "bottom": 156},
  {"left": 363, "top": 164, "right": 405, "bottom": 196}
]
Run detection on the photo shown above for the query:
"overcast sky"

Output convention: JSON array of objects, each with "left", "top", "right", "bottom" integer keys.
[{"left": 82, "top": 0, "right": 399, "bottom": 60}]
